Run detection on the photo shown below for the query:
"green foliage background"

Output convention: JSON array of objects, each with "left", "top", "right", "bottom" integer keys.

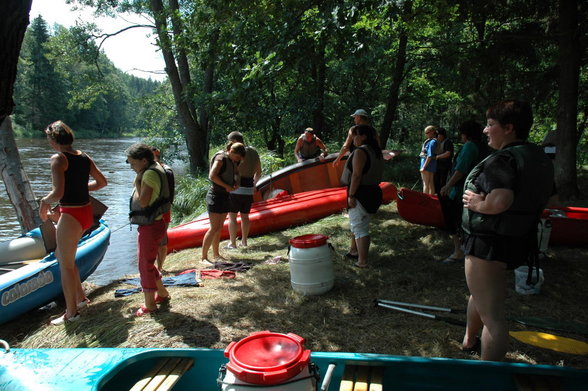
[{"left": 12, "top": 2, "right": 588, "bottom": 169}]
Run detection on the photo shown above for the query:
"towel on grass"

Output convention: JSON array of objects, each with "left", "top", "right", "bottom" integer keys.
[
  {"left": 210, "top": 261, "right": 253, "bottom": 272},
  {"left": 114, "top": 271, "right": 199, "bottom": 297},
  {"left": 179, "top": 268, "right": 236, "bottom": 279}
]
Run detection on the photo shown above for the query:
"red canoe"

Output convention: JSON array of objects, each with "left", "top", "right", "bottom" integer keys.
[
  {"left": 167, "top": 182, "right": 397, "bottom": 252},
  {"left": 542, "top": 207, "right": 588, "bottom": 246},
  {"left": 396, "top": 188, "right": 445, "bottom": 229},
  {"left": 396, "top": 187, "right": 588, "bottom": 246},
  {"left": 253, "top": 151, "right": 402, "bottom": 201}
]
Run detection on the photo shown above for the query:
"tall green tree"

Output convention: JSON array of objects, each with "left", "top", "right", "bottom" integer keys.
[
  {"left": 14, "top": 16, "right": 66, "bottom": 131},
  {"left": 70, "top": 0, "right": 587, "bottom": 200}
]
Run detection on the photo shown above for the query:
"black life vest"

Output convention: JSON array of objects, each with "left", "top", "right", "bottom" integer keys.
[
  {"left": 129, "top": 163, "right": 171, "bottom": 225},
  {"left": 340, "top": 145, "right": 383, "bottom": 186},
  {"left": 211, "top": 151, "right": 237, "bottom": 192},
  {"left": 461, "top": 143, "right": 553, "bottom": 237}
]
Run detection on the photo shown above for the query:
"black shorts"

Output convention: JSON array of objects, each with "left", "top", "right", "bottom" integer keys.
[
  {"left": 230, "top": 193, "right": 254, "bottom": 214},
  {"left": 462, "top": 232, "right": 533, "bottom": 270},
  {"left": 206, "top": 188, "right": 231, "bottom": 214}
]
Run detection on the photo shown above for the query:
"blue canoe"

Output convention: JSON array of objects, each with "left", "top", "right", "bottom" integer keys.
[
  {"left": 1, "top": 347, "right": 587, "bottom": 390},
  {"left": 0, "top": 221, "right": 111, "bottom": 325}
]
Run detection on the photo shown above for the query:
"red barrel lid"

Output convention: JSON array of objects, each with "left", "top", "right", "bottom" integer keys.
[
  {"left": 289, "top": 234, "right": 328, "bottom": 248},
  {"left": 224, "top": 331, "right": 311, "bottom": 385}
]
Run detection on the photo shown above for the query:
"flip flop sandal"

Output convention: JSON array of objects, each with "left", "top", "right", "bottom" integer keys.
[
  {"left": 77, "top": 298, "right": 91, "bottom": 310},
  {"left": 135, "top": 306, "right": 157, "bottom": 317},
  {"left": 345, "top": 252, "right": 359, "bottom": 259},
  {"left": 50, "top": 312, "right": 80, "bottom": 325},
  {"left": 154, "top": 294, "right": 171, "bottom": 305},
  {"left": 354, "top": 262, "right": 368, "bottom": 268},
  {"left": 461, "top": 337, "right": 481, "bottom": 354}
]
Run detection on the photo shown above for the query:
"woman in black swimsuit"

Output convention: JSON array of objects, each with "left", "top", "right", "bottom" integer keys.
[{"left": 40, "top": 121, "right": 107, "bottom": 325}]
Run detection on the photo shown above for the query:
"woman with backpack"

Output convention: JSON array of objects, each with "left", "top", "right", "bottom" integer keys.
[{"left": 126, "top": 143, "right": 171, "bottom": 317}]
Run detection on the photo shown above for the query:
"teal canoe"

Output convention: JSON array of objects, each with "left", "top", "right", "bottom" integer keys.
[
  {"left": 0, "top": 221, "right": 111, "bottom": 325},
  {"left": 1, "top": 346, "right": 587, "bottom": 391}
]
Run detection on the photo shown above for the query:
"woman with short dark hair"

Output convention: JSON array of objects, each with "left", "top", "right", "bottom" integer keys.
[
  {"left": 460, "top": 101, "right": 554, "bottom": 360},
  {"left": 438, "top": 120, "right": 489, "bottom": 263}
]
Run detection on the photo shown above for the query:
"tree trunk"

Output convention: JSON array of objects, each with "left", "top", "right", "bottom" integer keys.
[
  {"left": 267, "top": 115, "right": 284, "bottom": 158},
  {"left": 150, "top": 0, "right": 208, "bottom": 173},
  {"left": 0, "top": 117, "right": 42, "bottom": 233},
  {"left": 201, "top": 29, "right": 219, "bottom": 151},
  {"left": 380, "top": 0, "right": 412, "bottom": 148},
  {"left": 0, "top": 1, "right": 40, "bottom": 233},
  {"left": 555, "top": 0, "right": 580, "bottom": 200},
  {"left": 311, "top": 40, "right": 326, "bottom": 136},
  {"left": 1, "top": 0, "right": 32, "bottom": 123}
]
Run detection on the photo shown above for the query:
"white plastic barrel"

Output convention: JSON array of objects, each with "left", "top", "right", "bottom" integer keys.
[
  {"left": 288, "top": 234, "right": 334, "bottom": 296},
  {"left": 221, "top": 331, "right": 317, "bottom": 391}
]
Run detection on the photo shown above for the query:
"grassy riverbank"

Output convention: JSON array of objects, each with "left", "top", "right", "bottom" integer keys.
[{"left": 3, "top": 198, "right": 588, "bottom": 369}]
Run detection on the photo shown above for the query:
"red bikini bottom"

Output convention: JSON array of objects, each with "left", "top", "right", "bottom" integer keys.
[{"left": 59, "top": 204, "right": 93, "bottom": 231}]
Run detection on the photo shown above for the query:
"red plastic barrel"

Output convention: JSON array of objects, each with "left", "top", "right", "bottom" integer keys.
[
  {"left": 224, "top": 331, "right": 311, "bottom": 385},
  {"left": 289, "top": 234, "right": 328, "bottom": 249}
]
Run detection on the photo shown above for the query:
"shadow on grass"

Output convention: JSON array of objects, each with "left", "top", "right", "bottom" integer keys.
[{"left": 153, "top": 309, "right": 221, "bottom": 348}]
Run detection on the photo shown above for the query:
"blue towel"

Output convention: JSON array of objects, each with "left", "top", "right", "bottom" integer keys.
[
  {"left": 114, "top": 288, "right": 141, "bottom": 297},
  {"left": 115, "top": 272, "right": 199, "bottom": 297}
]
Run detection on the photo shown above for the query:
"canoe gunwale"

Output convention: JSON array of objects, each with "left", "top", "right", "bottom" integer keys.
[{"left": 3, "top": 347, "right": 588, "bottom": 391}]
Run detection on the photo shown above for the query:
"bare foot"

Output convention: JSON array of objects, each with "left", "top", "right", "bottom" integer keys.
[{"left": 354, "top": 262, "right": 368, "bottom": 268}]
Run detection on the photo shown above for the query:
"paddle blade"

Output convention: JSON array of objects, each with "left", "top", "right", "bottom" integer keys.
[
  {"left": 513, "top": 317, "right": 588, "bottom": 336},
  {"left": 509, "top": 331, "right": 588, "bottom": 355}
]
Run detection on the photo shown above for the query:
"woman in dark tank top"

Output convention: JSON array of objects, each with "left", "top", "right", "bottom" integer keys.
[
  {"left": 39, "top": 121, "right": 107, "bottom": 325},
  {"left": 340, "top": 124, "right": 383, "bottom": 268},
  {"left": 201, "top": 142, "right": 246, "bottom": 263}
]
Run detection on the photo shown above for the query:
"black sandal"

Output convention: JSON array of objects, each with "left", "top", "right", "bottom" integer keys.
[{"left": 461, "top": 337, "right": 481, "bottom": 354}]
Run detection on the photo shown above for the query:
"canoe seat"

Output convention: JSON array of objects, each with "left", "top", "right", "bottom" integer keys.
[
  {"left": 513, "top": 373, "right": 563, "bottom": 391},
  {"left": 339, "top": 365, "right": 383, "bottom": 391},
  {"left": 130, "top": 357, "right": 194, "bottom": 391}
]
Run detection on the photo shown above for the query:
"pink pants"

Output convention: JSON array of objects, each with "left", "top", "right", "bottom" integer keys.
[{"left": 137, "top": 219, "right": 166, "bottom": 292}]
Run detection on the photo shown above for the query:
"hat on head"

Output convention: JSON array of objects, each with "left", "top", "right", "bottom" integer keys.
[
  {"left": 351, "top": 109, "right": 369, "bottom": 117},
  {"left": 305, "top": 127, "right": 314, "bottom": 133}
]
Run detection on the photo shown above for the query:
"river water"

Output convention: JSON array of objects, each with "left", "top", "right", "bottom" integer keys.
[{"left": 0, "top": 137, "right": 145, "bottom": 286}]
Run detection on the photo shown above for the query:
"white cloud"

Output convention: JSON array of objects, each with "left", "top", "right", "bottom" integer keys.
[{"left": 29, "top": 0, "right": 166, "bottom": 81}]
